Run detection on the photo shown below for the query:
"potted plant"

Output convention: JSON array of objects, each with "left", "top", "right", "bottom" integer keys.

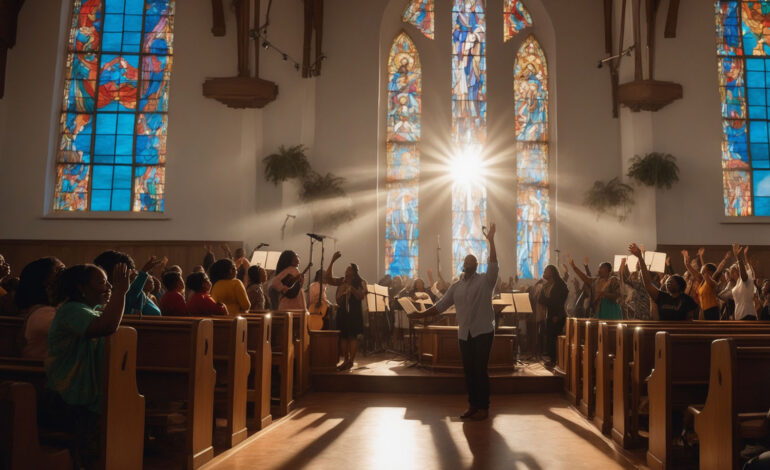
[
  {"left": 262, "top": 145, "right": 311, "bottom": 185},
  {"left": 626, "top": 152, "right": 679, "bottom": 189},
  {"left": 583, "top": 177, "right": 635, "bottom": 221},
  {"left": 300, "top": 171, "right": 357, "bottom": 230}
]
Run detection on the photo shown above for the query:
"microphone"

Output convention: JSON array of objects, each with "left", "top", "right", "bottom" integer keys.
[
  {"left": 287, "top": 214, "right": 296, "bottom": 219},
  {"left": 307, "top": 233, "right": 324, "bottom": 241},
  {"left": 256, "top": 243, "right": 269, "bottom": 249}
]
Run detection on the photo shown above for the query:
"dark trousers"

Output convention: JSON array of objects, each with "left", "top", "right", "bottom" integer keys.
[
  {"left": 546, "top": 315, "right": 566, "bottom": 362},
  {"left": 703, "top": 307, "right": 720, "bottom": 320},
  {"left": 459, "top": 331, "right": 494, "bottom": 410}
]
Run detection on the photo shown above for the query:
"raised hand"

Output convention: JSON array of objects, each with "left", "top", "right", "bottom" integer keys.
[
  {"left": 665, "top": 256, "right": 671, "bottom": 266},
  {"left": 724, "top": 250, "right": 732, "bottom": 261},
  {"left": 484, "top": 222, "right": 496, "bottom": 241},
  {"left": 140, "top": 256, "right": 164, "bottom": 273},
  {"left": 697, "top": 247, "right": 705, "bottom": 258},
  {"left": 112, "top": 263, "right": 130, "bottom": 293},
  {"left": 331, "top": 251, "right": 342, "bottom": 262},
  {"left": 681, "top": 249, "right": 690, "bottom": 262},
  {"left": 628, "top": 243, "right": 642, "bottom": 258},
  {"left": 584, "top": 256, "right": 590, "bottom": 266},
  {"left": 732, "top": 243, "right": 743, "bottom": 257}
]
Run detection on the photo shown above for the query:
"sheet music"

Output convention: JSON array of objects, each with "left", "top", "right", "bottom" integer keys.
[
  {"left": 644, "top": 251, "right": 667, "bottom": 273},
  {"left": 614, "top": 255, "right": 640, "bottom": 273},
  {"left": 366, "top": 292, "right": 377, "bottom": 312},
  {"left": 265, "top": 251, "right": 281, "bottom": 271},
  {"left": 513, "top": 293, "right": 533, "bottom": 313},
  {"left": 375, "top": 284, "right": 389, "bottom": 297},
  {"left": 250, "top": 251, "right": 268, "bottom": 267},
  {"left": 499, "top": 293, "right": 514, "bottom": 305},
  {"left": 397, "top": 297, "right": 418, "bottom": 314}
]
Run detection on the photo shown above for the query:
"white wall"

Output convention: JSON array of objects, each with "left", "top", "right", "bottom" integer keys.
[{"left": 0, "top": 0, "right": 760, "bottom": 283}]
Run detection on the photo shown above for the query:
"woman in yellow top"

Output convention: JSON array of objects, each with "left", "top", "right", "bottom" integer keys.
[
  {"left": 209, "top": 259, "right": 251, "bottom": 314},
  {"left": 682, "top": 249, "right": 730, "bottom": 320}
]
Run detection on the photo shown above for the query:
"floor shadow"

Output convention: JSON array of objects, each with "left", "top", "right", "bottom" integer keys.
[{"left": 462, "top": 420, "right": 543, "bottom": 470}]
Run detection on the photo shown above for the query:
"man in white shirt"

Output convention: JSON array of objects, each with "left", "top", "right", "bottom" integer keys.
[
  {"left": 731, "top": 243, "right": 757, "bottom": 320},
  {"left": 419, "top": 223, "right": 498, "bottom": 421}
]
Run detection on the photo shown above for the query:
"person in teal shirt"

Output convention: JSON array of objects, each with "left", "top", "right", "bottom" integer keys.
[
  {"left": 568, "top": 256, "right": 623, "bottom": 320},
  {"left": 94, "top": 250, "right": 164, "bottom": 316},
  {"left": 45, "top": 262, "right": 130, "bottom": 466}
]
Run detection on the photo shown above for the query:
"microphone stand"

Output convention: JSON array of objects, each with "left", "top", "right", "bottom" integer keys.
[{"left": 306, "top": 236, "right": 315, "bottom": 295}]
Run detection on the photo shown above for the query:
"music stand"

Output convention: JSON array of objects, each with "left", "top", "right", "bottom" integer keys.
[{"left": 512, "top": 293, "right": 533, "bottom": 364}]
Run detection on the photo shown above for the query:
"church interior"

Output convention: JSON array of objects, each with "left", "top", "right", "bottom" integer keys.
[{"left": 1, "top": 0, "right": 770, "bottom": 469}]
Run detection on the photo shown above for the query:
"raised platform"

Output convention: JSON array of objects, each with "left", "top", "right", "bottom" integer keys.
[{"left": 311, "top": 353, "right": 563, "bottom": 395}]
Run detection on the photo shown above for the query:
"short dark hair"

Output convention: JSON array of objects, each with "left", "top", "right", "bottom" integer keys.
[
  {"left": 248, "top": 265, "right": 265, "bottom": 284},
  {"left": 186, "top": 272, "right": 209, "bottom": 293},
  {"left": 162, "top": 271, "right": 183, "bottom": 291},
  {"left": 94, "top": 250, "right": 135, "bottom": 280},
  {"left": 55, "top": 264, "right": 104, "bottom": 304},
  {"left": 209, "top": 258, "right": 235, "bottom": 287},
  {"left": 670, "top": 274, "right": 687, "bottom": 292},
  {"left": 600, "top": 262, "right": 613, "bottom": 272},
  {"left": 15, "top": 257, "right": 61, "bottom": 309}
]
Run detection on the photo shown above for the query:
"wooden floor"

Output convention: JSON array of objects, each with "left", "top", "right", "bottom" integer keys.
[
  {"left": 330, "top": 353, "right": 555, "bottom": 377},
  {"left": 203, "top": 392, "right": 644, "bottom": 470}
]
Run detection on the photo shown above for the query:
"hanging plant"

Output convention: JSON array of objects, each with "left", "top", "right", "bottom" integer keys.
[
  {"left": 300, "top": 171, "right": 357, "bottom": 230},
  {"left": 583, "top": 177, "right": 635, "bottom": 221},
  {"left": 262, "top": 144, "right": 312, "bottom": 185},
  {"left": 626, "top": 152, "right": 680, "bottom": 189}
]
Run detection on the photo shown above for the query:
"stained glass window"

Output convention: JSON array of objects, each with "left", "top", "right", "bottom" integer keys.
[
  {"left": 503, "top": 0, "right": 532, "bottom": 42},
  {"left": 402, "top": 0, "right": 434, "bottom": 40},
  {"left": 54, "top": 0, "right": 174, "bottom": 212},
  {"left": 713, "top": 0, "right": 770, "bottom": 216},
  {"left": 385, "top": 32, "right": 421, "bottom": 278},
  {"left": 515, "top": 36, "right": 549, "bottom": 279},
  {"left": 451, "top": 0, "right": 488, "bottom": 276}
]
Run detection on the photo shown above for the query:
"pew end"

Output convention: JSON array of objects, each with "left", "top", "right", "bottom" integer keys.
[{"left": 310, "top": 330, "right": 340, "bottom": 373}]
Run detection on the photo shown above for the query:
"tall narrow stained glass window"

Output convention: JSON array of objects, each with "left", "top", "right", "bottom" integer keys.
[
  {"left": 402, "top": 0, "right": 434, "bottom": 40},
  {"left": 385, "top": 33, "right": 422, "bottom": 278},
  {"left": 503, "top": 0, "right": 532, "bottom": 42},
  {"left": 451, "top": 0, "right": 488, "bottom": 276},
  {"left": 55, "top": 0, "right": 174, "bottom": 212},
  {"left": 514, "top": 36, "right": 549, "bottom": 279},
  {"left": 714, "top": 1, "right": 770, "bottom": 216}
]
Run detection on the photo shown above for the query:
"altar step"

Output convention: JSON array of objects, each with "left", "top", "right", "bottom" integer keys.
[{"left": 311, "top": 354, "right": 563, "bottom": 395}]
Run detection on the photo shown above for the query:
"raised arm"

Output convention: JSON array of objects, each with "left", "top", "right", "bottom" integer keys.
[
  {"left": 324, "top": 251, "right": 344, "bottom": 286},
  {"left": 87, "top": 264, "right": 129, "bottom": 337},
  {"left": 697, "top": 247, "right": 706, "bottom": 268},
  {"left": 713, "top": 250, "right": 731, "bottom": 282},
  {"left": 427, "top": 268, "right": 435, "bottom": 287},
  {"left": 630, "top": 243, "right": 659, "bottom": 301},
  {"left": 733, "top": 243, "right": 748, "bottom": 282},
  {"left": 682, "top": 250, "right": 704, "bottom": 283},
  {"left": 568, "top": 255, "right": 592, "bottom": 286},
  {"left": 485, "top": 223, "right": 499, "bottom": 286}
]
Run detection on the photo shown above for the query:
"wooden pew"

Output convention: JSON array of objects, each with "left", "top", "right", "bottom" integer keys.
[
  {"left": 246, "top": 312, "right": 295, "bottom": 416},
  {"left": 568, "top": 318, "right": 586, "bottom": 405},
  {"left": 210, "top": 317, "right": 250, "bottom": 448},
  {"left": 611, "top": 322, "right": 770, "bottom": 449},
  {"left": 120, "top": 318, "right": 215, "bottom": 470},
  {"left": 0, "top": 381, "right": 72, "bottom": 470},
  {"left": 0, "top": 325, "right": 145, "bottom": 470},
  {"left": 563, "top": 318, "right": 574, "bottom": 396},
  {"left": 310, "top": 330, "right": 340, "bottom": 372},
  {"left": 646, "top": 332, "right": 770, "bottom": 470},
  {"left": 287, "top": 309, "right": 311, "bottom": 397},
  {"left": 0, "top": 316, "right": 23, "bottom": 357},
  {"left": 241, "top": 314, "right": 272, "bottom": 430},
  {"left": 594, "top": 321, "right": 618, "bottom": 434},
  {"left": 692, "top": 340, "right": 770, "bottom": 470}
]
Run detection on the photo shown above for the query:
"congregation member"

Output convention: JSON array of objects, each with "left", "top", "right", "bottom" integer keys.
[
  {"left": 0, "top": 276, "right": 19, "bottom": 314},
  {"left": 618, "top": 257, "right": 651, "bottom": 320},
  {"left": 629, "top": 243, "right": 698, "bottom": 320},
  {"left": 270, "top": 250, "right": 307, "bottom": 310},
  {"left": 233, "top": 247, "right": 251, "bottom": 282},
  {"left": 209, "top": 258, "right": 250, "bottom": 314},
  {"left": 159, "top": 270, "right": 188, "bottom": 316},
  {"left": 568, "top": 256, "right": 622, "bottom": 319},
  {"left": 246, "top": 265, "right": 268, "bottom": 311},
  {"left": 538, "top": 264, "right": 568, "bottom": 366},
  {"left": 45, "top": 263, "right": 130, "bottom": 467},
  {"left": 325, "top": 251, "right": 367, "bottom": 371},
  {"left": 186, "top": 272, "right": 228, "bottom": 316},
  {"left": 731, "top": 243, "right": 758, "bottom": 320},
  {"left": 17, "top": 257, "right": 65, "bottom": 359},
  {"left": 682, "top": 249, "right": 730, "bottom": 320},
  {"left": 94, "top": 251, "right": 164, "bottom": 316}
]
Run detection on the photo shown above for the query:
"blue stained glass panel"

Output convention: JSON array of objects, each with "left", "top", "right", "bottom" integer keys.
[
  {"left": 504, "top": 0, "right": 533, "bottom": 42},
  {"left": 716, "top": 2, "right": 741, "bottom": 55},
  {"left": 741, "top": 2, "right": 770, "bottom": 56},
  {"left": 55, "top": 0, "right": 174, "bottom": 212},
  {"left": 386, "top": 33, "right": 421, "bottom": 278},
  {"left": 402, "top": 0, "right": 434, "bottom": 40},
  {"left": 54, "top": 164, "right": 90, "bottom": 210}
]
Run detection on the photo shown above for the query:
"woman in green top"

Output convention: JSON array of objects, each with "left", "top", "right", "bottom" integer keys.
[
  {"left": 568, "top": 256, "right": 623, "bottom": 320},
  {"left": 45, "top": 262, "right": 129, "bottom": 466}
]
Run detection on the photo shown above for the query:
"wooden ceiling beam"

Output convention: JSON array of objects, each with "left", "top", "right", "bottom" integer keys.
[{"left": 664, "top": 0, "right": 680, "bottom": 38}]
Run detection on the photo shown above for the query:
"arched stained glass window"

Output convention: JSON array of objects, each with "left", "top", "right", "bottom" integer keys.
[
  {"left": 54, "top": 0, "right": 174, "bottom": 212},
  {"left": 714, "top": 1, "right": 770, "bottom": 216},
  {"left": 385, "top": 32, "right": 421, "bottom": 278},
  {"left": 514, "top": 36, "right": 549, "bottom": 279},
  {"left": 451, "top": 0, "right": 488, "bottom": 276},
  {"left": 402, "top": 0, "right": 435, "bottom": 40},
  {"left": 503, "top": 0, "right": 532, "bottom": 42}
]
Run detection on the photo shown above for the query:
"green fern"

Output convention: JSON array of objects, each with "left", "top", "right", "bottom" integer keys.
[
  {"left": 262, "top": 145, "right": 311, "bottom": 185},
  {"left": 627, "top": 152, "right": 680, "bottom": 189},
  {"left": 583, "top": 177, "right": 635, "bottom": 221}
]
